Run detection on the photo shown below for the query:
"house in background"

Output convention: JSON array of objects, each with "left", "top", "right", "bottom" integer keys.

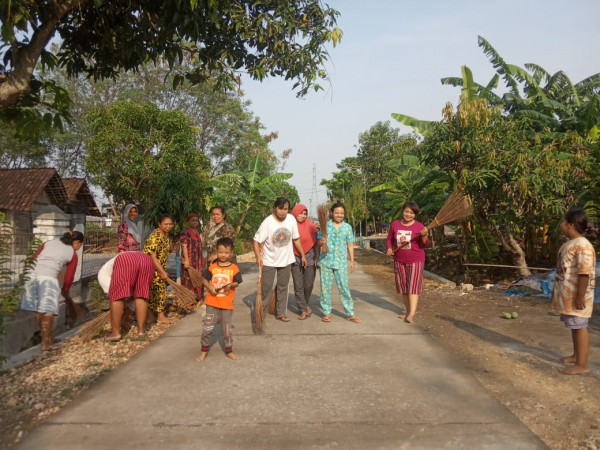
[{"left": 0, "top": 168, "right": 101, "bottom": 359}]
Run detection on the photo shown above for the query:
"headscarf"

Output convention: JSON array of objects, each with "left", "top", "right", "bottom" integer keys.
[
  {"left": 291, "top": 204, "right": 317, "bottom": 256},
  {"left": 186, "top": 213, "right": 199, "bottom": 223},
  {"left": 123, "top": 204, "right": 142, "bottom": 244}
]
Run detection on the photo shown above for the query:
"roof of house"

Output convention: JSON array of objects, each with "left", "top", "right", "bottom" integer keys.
[
  {"left": 62, "top": 178, "right": 101, "bottom": 217},
  {"left": 0, "top": 168, "right": 67, "bottom": 211}
]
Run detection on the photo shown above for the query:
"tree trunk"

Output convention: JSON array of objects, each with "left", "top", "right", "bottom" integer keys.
[
  {"left": 489, "top": 224, "right": 531, "bottom": 276},
  {"left": 0, "top": 0, "right": 89, "bottom": 108}
]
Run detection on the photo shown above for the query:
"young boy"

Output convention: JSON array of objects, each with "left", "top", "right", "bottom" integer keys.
[{"left": 197, "top": 237, "right": 242, "bottom": 361}]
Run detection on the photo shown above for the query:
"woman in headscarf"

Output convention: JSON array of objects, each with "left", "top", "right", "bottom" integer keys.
[
  {"left": 290, "top": 204, "right": 319, "bottom": 320},
  {"left": 180, "top": 213, "right": 203, "bottom": 302},
  {"left": 118, "top": 204, "right": 143, "bottom": 252},
  {"left": 203, "top": 206, "right": 237, "bottom": 266},
  {"left": 21, "top": 231, "right": 84, "bottom": 351},
  {"left": 143, "top": 214, "right": 174, "bottom": 324}
]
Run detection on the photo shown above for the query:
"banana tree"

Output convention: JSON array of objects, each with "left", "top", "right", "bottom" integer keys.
[{"left": 210, "top": 154, "right": 293, "bottom": 235}]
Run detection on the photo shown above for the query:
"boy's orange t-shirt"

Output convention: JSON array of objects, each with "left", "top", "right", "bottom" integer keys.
[{"left": 203, "top": 262, "right": 241, "bottom": 310}]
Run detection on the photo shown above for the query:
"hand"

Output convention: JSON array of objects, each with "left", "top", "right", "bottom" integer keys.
[
  {"left": 255, "top": 254, "right": 262, "bottom": 267},
  {"left": 223, "top": 283, "right": 232, "bottom": 294},
  {"left": 301, "top": 255, "right": 307, "bottom": 268},
  {"left": 574, "top": 296, "right": 586, "bottom": 310},
  {"left": 159, "top": 270, "right": 169, "bottom": 280},
  {"left": 183, "top": 261, "right": 190, "bottom": 269},
  {"left": 386, "top": 248, "right": 394, "bottom": 257},
  {"left": 420, "top": 226, "right": 429, "bottom": 237},
  {"left": 349, "top": 261, "right": 355, "bottom": 273},
  {"left": 209, "top": 286, "right": 217, "bottom": 296}
]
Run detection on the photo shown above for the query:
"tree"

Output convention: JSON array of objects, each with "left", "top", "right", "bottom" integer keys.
[
  {"left": 210, "top": 153, "right": 293, "bottom": 237},
  {"left": 84, "top": 100, "right": 209, "bottom": 207},
  {"left": 0, "top": 0, "right": 342, "bottom": 135}
]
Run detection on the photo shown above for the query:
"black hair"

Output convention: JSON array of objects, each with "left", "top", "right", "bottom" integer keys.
[
  {"left": 273, "top": 197, "right": 290, "bottom": 209},
  {"left": 402, "top": 201, "right": 420, "bottom": 215},
  {"left": 60, "top": 231, "right": 84, "bottom": 245},
  {"left": 210, "top": 206, "right": 225, "bottom": 215},
  {"left": 216, "top": 237, "right": 234, "bottom": 250},
  {"left": 158, "top": 214, "right": 172, "bottom": 225},
  {"left": 330, "top": 202, "right": 346, "bottom": 214},
  {"left": 564, "top": 209, "right": 597, "bottom": 242}
]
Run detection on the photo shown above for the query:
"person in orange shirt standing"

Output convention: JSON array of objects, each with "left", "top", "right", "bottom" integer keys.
[{"left": 197, "top": 237, "right": 242, "bottom": 361}]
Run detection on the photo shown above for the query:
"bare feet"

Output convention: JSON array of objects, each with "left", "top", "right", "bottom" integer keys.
[
  {"left": 405, "top": 315, "right": 414, "bottom": 324},
  {"left": 227, "top": 352, "right": 239, "bottom": 360},
  {"left": 559, "top": 365, "right": 590, "bottom": 375},
  {"left": 559, "top": 355, "right": 576, "bottom": 364},
  {"left": 196, "top": 351, "right": 208, "bottom": 361},
  {"left": 398, "top": 314, "right": 407, "bottom": 319}
]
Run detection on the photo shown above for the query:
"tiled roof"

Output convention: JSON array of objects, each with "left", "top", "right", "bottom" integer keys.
[
  {"left": 0, "top": 168, "right": 67, "bottom": 211},
  {"left": 62, "top": 178, "right": 101, "bottom": 216}
]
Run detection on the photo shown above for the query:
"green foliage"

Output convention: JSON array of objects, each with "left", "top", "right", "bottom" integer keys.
[
  {"left": 87, "top": 280, "right": 109, "bottom": 314},
  {"left": 144, "top": 171, "right": 210, "bottom": 236},
  {"left": 0, "top": 0, "right": 341, "bottom": 137},
  {"left": 84, "top": 100, "right": 210, "bottom": 207},
  {"left": 0, "top": 214, "right": 42, "bottom": 359},
  {"left": 210, "top": 152, "right": 293, "bottom": 239}
]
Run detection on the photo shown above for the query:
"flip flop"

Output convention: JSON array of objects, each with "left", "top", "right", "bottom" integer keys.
[
  {"left": 321, "top": 315, "right": 331, "bottom": 322},
  {"left": 103, "top": 336, "right": 121, "bottom": 343},
  {"left": 276, "top": 315, "right": 291, "bottom": 322},
  {"left": 347, "top": 316, "right": 361, "bottom": 323}
]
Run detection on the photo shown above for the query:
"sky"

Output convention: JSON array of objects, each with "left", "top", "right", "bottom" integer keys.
[{"left": 241, "top": 0, "right": 600, "bottom": 215}]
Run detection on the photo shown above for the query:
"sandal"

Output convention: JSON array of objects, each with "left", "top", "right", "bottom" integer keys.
[
  {"left": 276, "top": 315, "right": 291, "bottom": 322},
  {"left": 321, "top": 315, "right": 331, "bottom": 322},
  {"left": 103, "top": 336, "right": 121, "bottom": 343},
  {"left": 347, "top": 316, "right": 361, "bottom": 323},
  {"left": 298, "top": 312, "right": 309, "bottom": 320},
  {"left": 42, "top": 343, "right": 64, "bottom": 352}
]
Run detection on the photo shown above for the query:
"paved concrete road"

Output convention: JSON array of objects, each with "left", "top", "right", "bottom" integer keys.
[{"left": 18, "top": 262, "right": 546, "bottom": 449}]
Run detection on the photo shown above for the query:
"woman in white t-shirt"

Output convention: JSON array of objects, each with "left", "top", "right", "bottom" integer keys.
[{"left": 253, "top": 197, "right": 307, "bottom": 322}]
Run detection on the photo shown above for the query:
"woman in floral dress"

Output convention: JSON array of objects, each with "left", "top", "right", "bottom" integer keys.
[
  {"left": 203, "top": 206, "right": 237, "bottom": 266},
  {"left": 143, "top": 214, "right": 173, "bottom": 323},
  {"left": 180, "top": 213, "right": 203, "bottom": 302}
]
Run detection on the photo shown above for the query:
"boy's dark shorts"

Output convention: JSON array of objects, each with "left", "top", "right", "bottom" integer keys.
[{"left": 560, "top": 314, "right": 589, "bottom": 330}]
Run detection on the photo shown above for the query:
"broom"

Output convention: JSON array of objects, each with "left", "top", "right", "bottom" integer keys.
[
  {"left": 186, "top": 266, "right": 205, "bottom": 289},
  {"left": 78, "top": 311, "right": 110, "bottom": 341},
  {"left": 253, "top": 264, "right": 265, "bottom": 333},
  {"left": 426, "top": 189, "right": 473, "bottom": 230},
  {"left": 268, "top": 288, "right": 277, "bottom": 315},
  {"left": 166, "top": 278, "right": 197, "bottom": 308},
  {"left": 317, "top": 204, "right": 329, "bottom": 253}
]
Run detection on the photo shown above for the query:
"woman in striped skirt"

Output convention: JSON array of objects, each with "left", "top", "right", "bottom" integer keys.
[
  {"left": 386, "top": 202, "right": 429, "bottom": 323},
  {"left": 98, "top": 251, "right": 155, "bottom": 341}
]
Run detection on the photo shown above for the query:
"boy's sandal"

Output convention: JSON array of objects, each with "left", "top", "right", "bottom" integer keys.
[
  {"left": 321, "top": 315, "right": 331, "bottom": 322},
  {"left": 347, "top": 316, "right": 361, "bottom": 323},
  {"left": 276, "top": 315, "right": 291, "bottom": 322}
]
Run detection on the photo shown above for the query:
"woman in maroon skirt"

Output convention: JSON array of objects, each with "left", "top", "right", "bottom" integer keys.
[
  {"left": 98, "top": 251, "right": 155, "bottom": 341},
  {"left": 180, "top": 213, "right": 204, "bottom": 302}
]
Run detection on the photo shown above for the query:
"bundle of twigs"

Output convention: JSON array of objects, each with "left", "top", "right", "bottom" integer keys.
[
  {"left": 78, "top": 311, "right": 110, "bottom": 341},
  {"left": 268, "top": 289, "right": 277, "bottom": 315},
  {"left": 426, "top": 190, "right": 473, "bottom": 229},
  {"left": 166, "top": 278, "right": 197, "bottom": 307},
  {"left": 317, "top": 204, "right": 329, "bottom": 253},
  {"left": 186, "top": 266, "right": 204, "bottom": 289},
  {"left": 253, "top": 265, "right": 265, "bottom": 333}
]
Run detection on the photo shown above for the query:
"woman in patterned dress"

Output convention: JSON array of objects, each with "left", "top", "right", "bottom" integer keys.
[
  {"left": 318, "top": 202, "right": 360, "bottom": 323},
  {"left": 180, "top": 213, "right": 203, "bottom": 302},
  {"left": 203, "top": 206, "right": 237, "bottom": 266},
  {"left": 143, "top": 214, "right": 174, "bottom": 324},
  {"left": 118, "top": 204, "right": 143, "bottom": 252}
]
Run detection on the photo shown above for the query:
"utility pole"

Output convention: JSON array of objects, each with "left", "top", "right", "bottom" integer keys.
[{"left": 310, "top": 163, "right": 319, "bottom": 217}]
